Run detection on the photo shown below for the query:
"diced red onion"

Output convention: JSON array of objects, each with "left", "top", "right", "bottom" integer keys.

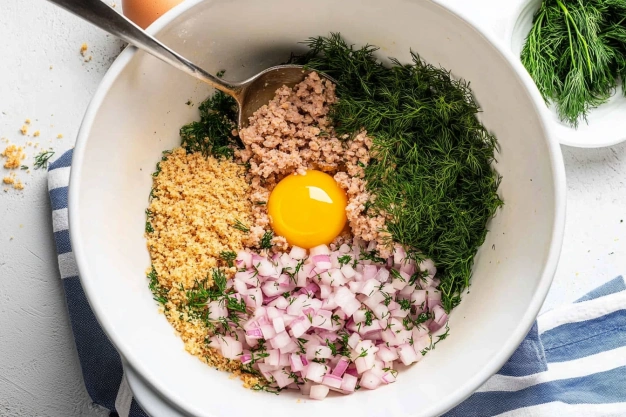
[
  {"left": 359, "top": 370, "right": 381, "bottom": 390},
  {"left": 305, "top": 362, "right": 328, "bottom": 383},
  {"left": 310, "top": 384, "right": 330, "bottom": 400},
  {"left": 340, "top": 373, "right": 358, "bottom": 392},
  {"left": 332, "top": 358, "right": 349, "bottom": 377},
  {"left": 289, "top": 246, "right": 307, "bottom": 260},
  {"left": 322, "top": 374, "right": 342, "bottom": 389}
]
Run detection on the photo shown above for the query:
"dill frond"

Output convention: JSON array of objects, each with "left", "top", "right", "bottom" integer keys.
[{"left": 291, "top": 34, "right": 503, "bottom": 311}]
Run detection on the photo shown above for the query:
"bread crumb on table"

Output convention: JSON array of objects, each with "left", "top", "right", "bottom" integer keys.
[
  {"left": 80, "top": 43, "right": 88, "bottom": 56},
  {"left": 1, "top": 144, "right": 26, "bottom": 169},
  {"left": 20, "top": 125, "right": 28, "bottom": 135},
  {"left": 33, "top": 130, "right": 40, "bottom": 137}
]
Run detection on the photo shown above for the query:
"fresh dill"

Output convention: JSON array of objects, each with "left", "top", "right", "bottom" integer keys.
[
  {"left": 259, "top": 230, "right": 273, "bottom": 250},
  {"left": 220, "top": 250, "right": 237, "bottom": 267},
  {"left": 146, "top": 265, "right": 168, "bottom": 305},
  {"left": 364, "top": 310, "right": 374, "bottom": 326},
  {"left": 252, "top": 384, "right": 281, "bottom": 395},
  {"left": 233, "top": 219, "right": 250, "bottom": 233},
  {"left": 290, "top": 33, "right": 503, "bottom": 311},
  {"left": 521, "top": 0, "right": 626, "bottom": 126},
  {"left": 33, "top": 150, "right": 55, "bottom": 169},
  {"left": 20, "top": 165, "right": 28, "bottom": 170},
  {"left": 179, "top": 70, "right": 241, "bottom": 159},
  {"left": 338, "top": 255, "right": 352, "bottom": 266}
]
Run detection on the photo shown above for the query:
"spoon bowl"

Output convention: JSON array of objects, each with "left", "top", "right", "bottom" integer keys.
[{"left": 47, "top": 0, "right": 331, "bottom": 128}]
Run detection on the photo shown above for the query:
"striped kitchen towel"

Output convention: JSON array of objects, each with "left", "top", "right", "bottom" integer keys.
[{"left": 49, "top": 148, "right": 626, "bottom": 417}]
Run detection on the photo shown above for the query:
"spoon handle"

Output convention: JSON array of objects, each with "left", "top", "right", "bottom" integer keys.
[{"left": 47, "top": 0, "right": 242, "bottom": 98}]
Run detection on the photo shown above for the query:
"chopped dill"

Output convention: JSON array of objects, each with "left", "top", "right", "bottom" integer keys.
[
  {"left": 252, "top": 384, "right": 281, "bottom": 395},
  {"left": 20, "top": 165, "right": 28, "bottom": 170},
  {"left": 290, "top": 34, "right": 503, "bottom": 311},
  {"left": 146, "top": 266, "right": 168, "bottom": 305},
  {"left": 34, "top": 150, "right": 55, "bottom": 169},
  {"left": 233, "top": 219, "right": 250, "bottom": 233},
  {"left": 179, "top": 70, "right": 241, "bottom": 159},
  {"left": 259, "top": 230, "right": 273, "bottom": 250},
  {"left": 338, "top": 255, "right": 352, "bottom": 266},
  {"left": 364, "top": 310, "right": 374, "bottom": 326},
  {"left": 220, "top": 250, "right": 237, "bottom": 267}
]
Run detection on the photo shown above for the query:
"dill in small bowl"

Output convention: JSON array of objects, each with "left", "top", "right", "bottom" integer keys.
[{"left": 521, "top": 0, "right": 626, "bottom": 127}]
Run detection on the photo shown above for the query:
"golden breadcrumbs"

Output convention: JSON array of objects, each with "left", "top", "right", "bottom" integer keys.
[
  {"left": 146, "top": 148, "right": 257, "bottom": 385},
  {"left": 2, "top": 173, "right": 23, "bottom": 190},
  {"left": 20, "top": 125, "right": 28, "bottom": 135},
  {"left": 57, "top": 134, "right": 63, "bottom": 139},
  {"left": 33, "top": 130, "right": 40, "bottom": 137},
  {"left": 1, "top": 144, "right": 26, "bottom": 169}
]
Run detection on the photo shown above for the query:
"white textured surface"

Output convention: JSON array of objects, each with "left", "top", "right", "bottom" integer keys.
[{"left": 0, "top": 1, "right": 624, "bottom": 416}]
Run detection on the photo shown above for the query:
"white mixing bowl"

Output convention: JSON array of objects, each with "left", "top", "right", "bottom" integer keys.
[{"left": 68, "top": 0, "right": 566, "bottom": 415}]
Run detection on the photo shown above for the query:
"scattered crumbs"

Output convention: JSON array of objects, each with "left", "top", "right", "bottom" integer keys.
[
  {"left": 85, "top": 55, "right": 93, "bottom": 63},
  {"left": 80, "top": 43, "right": 88, "bottom": 56},
  {"left": 19, "top": 224, "right": 23, "bottom": 228},
  {"left": 57, "top": 134, "right": 63, "bottom": 139},
  {"left": 1, "top": 144, "right": 26, "bottom": 169},
  {"left": 49, "top": 65, "right": 53, "bottom": 70},
  {"left": 10, "top": 236, "right": 13, "bottom": 240},
  {"left": 20, "top": 125, "right": 28, "bottom": 135},
  {"left": 25, "top": 119, "right": 31, "bottom": 125},
  {"left": 33, "top": 130, "right": 40, "bottom": 137},
  {"left": 2, "top": 173, "right": 23, "bottom": 190},
  {"left": 111, "top": 2, "right": 117, "bottom": 7},
  {"left": 296, "top": 399, "right": 302, "bottom": 403},
  {"left": 575, "top": 272, "right": 579, "bottom": 276}
]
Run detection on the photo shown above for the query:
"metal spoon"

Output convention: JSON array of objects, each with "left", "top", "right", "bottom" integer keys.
[{"left": 47, "top": 0, "right": 328, "bottom": 128}]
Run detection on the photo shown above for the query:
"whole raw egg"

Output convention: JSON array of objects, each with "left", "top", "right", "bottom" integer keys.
[
  {"left": 122, "top": 0, "right": 183, "bottom": 29},
  {"left": 267, "top": 170, "right": 347, "bottom": 249}
]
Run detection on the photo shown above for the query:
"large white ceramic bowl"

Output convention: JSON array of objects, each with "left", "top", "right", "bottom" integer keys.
[{"left": 69, "top": 0, "right": 566, "bottom": 416}]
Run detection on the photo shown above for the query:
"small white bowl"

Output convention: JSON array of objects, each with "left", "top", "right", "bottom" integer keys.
[
  {"left": 69, "top": 0, "right": 566, "bottom": 415},
  {"left": 505, "top": 0, "right": 626, "bottom": 148}
]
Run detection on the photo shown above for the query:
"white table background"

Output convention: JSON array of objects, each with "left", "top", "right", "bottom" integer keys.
[{"left": 0, "top": 1, "right": 624, "bottom": 416}]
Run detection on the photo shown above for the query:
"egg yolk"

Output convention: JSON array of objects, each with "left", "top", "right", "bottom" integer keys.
[{"left": 267, "top": 170, "right": 347, "bottom": 249}]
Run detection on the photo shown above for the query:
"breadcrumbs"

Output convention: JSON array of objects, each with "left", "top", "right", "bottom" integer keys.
[
  {"left": 238, "top": 72, "right": 389, "bottom": 254},
  {"left": 146, "top": 148, "right": 257, "bottom": 384},
  {"left": 20, "top": 125, "right": 28, "bottom": 135},
  {"left": 2, "top": 173, "right": 24, "bottom": 190},
  {"left": 1, "top": 144, "right": 26, "bottom": 169}
]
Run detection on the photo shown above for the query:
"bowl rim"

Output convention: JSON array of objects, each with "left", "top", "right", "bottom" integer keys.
[
  {"left": 502, "top": 0, "right": 626, "bottom": 149},
  {"left": 68, "top": 0, "right": 567, "bottom": 415}
]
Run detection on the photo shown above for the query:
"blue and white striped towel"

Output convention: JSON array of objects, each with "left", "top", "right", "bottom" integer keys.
[{"left": 49, "top": 148, "right": 626, "bottom": 417}]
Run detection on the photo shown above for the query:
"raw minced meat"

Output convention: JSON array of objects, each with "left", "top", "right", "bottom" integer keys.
[{"left": 237, "top": 72, "right": 390, "bottom": 255}]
